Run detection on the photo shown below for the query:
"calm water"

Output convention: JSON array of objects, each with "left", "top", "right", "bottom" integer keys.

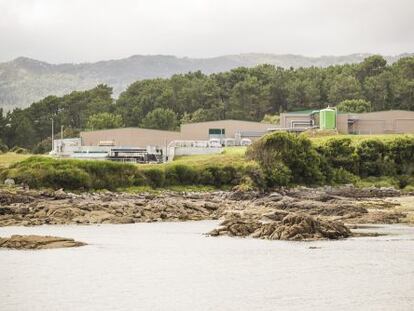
[{"left": 1, "top": 221, "right": 413, "bottom": 311}]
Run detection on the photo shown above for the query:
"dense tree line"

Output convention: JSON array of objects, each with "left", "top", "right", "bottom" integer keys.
[
  {"left": 0, "top": 55, "right": 413, "bottom": 151},
  {"left": 0, "top": 85, "right": 114, "bottom": 151}
]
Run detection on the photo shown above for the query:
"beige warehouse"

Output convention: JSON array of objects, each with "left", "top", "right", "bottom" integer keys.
[
  {"left": 280, "top": 110, "right": 414, "bottom": 134},
  {"left": 180, "top": 120, "right": 275, "bottom": 140},
  {"left": 338, "top": 110, "right": 414, "bottom": 134},
  {"left": 80, "top": 127, "right": 181, "bottom": 148},
  {"left": 80, "top": 111, "right": 414, "bottom": 148},
  {"left": 80, "top": 120, "right": 275, "bottom": 148}
]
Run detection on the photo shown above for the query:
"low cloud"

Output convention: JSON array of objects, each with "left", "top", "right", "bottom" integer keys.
[{"left": 0, "top": 0, "right": 413, "bottom": 63}]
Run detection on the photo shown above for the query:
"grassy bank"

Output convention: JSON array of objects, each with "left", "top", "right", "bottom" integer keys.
[
  {"left": 0, "top": 148, "right": 258, "bottom": 191},
  {"left": 162, "top": 146, "right": 247, "bottom": 168},
  {"left": 0, "top": 152, "right": 32, "bottom": 168},
  {"left": 1, "top": 134, "right": 414, "bottom": 191}
]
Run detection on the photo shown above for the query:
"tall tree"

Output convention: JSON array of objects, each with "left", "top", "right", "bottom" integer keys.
[
  {"left": 6, "top": 111, "right": 37, "bottom": 148},
  {"left": 86, "top": 113, "right": 124, "bottom": 130},
  {"left": 364, "top": 72, "right": 394, "bottom": 111},
  {"left": 228, "top": 76, "right": 270, "bottom": 120},
  {"left": 336, "top": 99, "right": 372, "bottom": 113},
  {"left": 61, "top": 84, "right": 113, "bottom": 129},
  {"left": 0, "top": 108, "right": 6, "bottom": 143},
  {"left": 328, "top": 75, "right": 362, "bottom": 104},
  {"left": 141, "top": 108, "right": 178, "bottom": 130},
  {"left": 356, "top": 55, "right": 387, "bottom": 82}
]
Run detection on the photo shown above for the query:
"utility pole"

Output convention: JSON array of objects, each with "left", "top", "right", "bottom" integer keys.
[
  {"left": 51, "top": 118, "right": 54, "bottom": 152},
  {"left": 60, "top": 125, "right": 64, "bottom": 154}
]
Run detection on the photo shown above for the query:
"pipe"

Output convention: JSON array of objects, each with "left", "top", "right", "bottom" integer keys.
[{"left": 290, "top": 119, "right": 313, "bottom": 128}]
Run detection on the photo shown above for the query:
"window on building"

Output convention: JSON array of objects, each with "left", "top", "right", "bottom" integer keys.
[{"left": 209, "top": 128, "right": 225, "bottom": 135}]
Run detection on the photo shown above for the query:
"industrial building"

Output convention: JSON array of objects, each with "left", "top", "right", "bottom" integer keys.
[
  {"left": 52, "top": 120, "right": 275, "bottom": 162},
  {"left": 53, "top": 111, "right": 414, "bottom": 163},
  {"left": 81, "top": 127, "right": 181, "bottom": 149},
  {"left": 180, "top": 119, "right": 275, "bottom": 141},
  {"left": 280, "top": 109, "right": 414, "bottom": 134},
  {"left": 80, "top": 120, "right": 275, "bottom": 149},
  {"left": 78, "top": 111, "right": 414, "bottom": 155}
]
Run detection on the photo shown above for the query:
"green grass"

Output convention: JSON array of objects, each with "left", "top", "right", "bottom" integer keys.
[
  {"left": 354, "top": 176, "right": 400, "bottom": 188},
  {"left": 119, "top": 184, "right": 220, "bottom": 193},
  {"left": 141, "top": 146, "right": 248, "bottom": 170},
  {"left": 2, "top": 153, "right": 248, "bottom": 190},
  {"left": 172, "top": 146, "right": 247, "bottom": 167},
  {"left": 0, "top": 152, "right": 33, "bottom": 168},
  {"left": 310, "top": 134, "right": 414, "bottom": 146}
]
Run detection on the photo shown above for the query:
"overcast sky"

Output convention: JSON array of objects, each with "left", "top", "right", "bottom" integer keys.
[{"left": 0, "top": 0, "right": 413, "bottom": 63}]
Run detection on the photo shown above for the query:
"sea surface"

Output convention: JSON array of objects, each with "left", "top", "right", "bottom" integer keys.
[{"left": 0, "top": 221, "right": 413, "bottom": 311}]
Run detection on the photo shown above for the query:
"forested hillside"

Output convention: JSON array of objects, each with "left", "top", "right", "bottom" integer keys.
[
  {"left": 0, "top": 53, "right": 412, "bottom": 110},
  {"left": 0, "top": 55, "right": 413, "bottom": 152}
]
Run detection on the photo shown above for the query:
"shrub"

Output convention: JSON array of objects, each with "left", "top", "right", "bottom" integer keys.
[
  {"left": 2, "top": 156, "right": 248, "bottom": 190},
  {"left": 318, "top": 138, "right": 358, "bottom": 174},
  {"left": 10, "top": 146, "right": 28, "bottom": 154},
  {"left": 356, "top": 176, "right": 399, "bottom": 189},
  {"left": 101, "top": 163, "right": 140, "bottom": 189},
  {"left": 6, "top": 169, "right": 39, "bottom": 187},
  {"left": 388, "top": 136, "right": 414, "bottom": 175},
  {"left": 235, "top": 176, "right": 256, "bottom": 192},
  {"left": 402, "top": 185, "right": 414, "bottom": 193},
  {"left": 133, "top": 171, "right": 147, "bottom": 186},
  {"left": 201, "top": 166, "right": 223, "bottom": 186},
  {"left": 396, "top": 175, "right": 414, "bottom": 189},
  {"left": 165, "top": 164, "right": 199, "bottom": 185},
  {"left": 195, "top": 165, "right": 240, "bottom": 186},
  {"left": 243, "top": 162, "right": 266, "bottom": 189},
  {"left": 264, "top": 162, "right": 292, "bottom": 187},
  {"left": 247, "top": 132, "right": 325, "bottom": 185},
  {"left": 332, "top": 168, "right": 359, "bottom": 184},
  {"left": 216, "top": 165, "right": 240, "bottom": 185},
  {"left": 5, "top": 157, "right": 139, "bottom": 190},
  {"left": 198, "top": 169, "right": 215, "bottom": 185},
  {"left": 32, "top": 138, "right": 52, "bottom": 154},
  {"left": 142, "top": 167, "right": 165, "bottom": 187},
  {"left": 6, "top": 162, "right": 92, "bottom": 190},
  {"left": 47, "top": 167, "right": 92, "bottom": 189},
  {"left": 356, "top": 140, "right": 392, "bottom": 177},
  {"left": 76, "top": 160, "right": 138, "bottom": 190},
  {"left": 0, "top": 140, "right": 8, "bottom": 153}
]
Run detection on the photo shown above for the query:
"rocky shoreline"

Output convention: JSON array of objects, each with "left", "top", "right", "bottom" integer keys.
[
  {"left": 0, "top": 235, "right": 86, "bottom": 250},
  {"left": 0, "top": 185, "right": 412, "bottom": 241},
  {"left": 208, "top": 212, "right": 351, "bottom": 241}
]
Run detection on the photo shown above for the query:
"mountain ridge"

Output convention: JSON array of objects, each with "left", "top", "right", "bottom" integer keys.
[{"left": 1, "top": 53, "right": 413, "bottom": 111}]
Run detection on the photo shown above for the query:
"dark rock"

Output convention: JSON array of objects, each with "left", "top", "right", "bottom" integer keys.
[
  {"left": 0, "top": 207, "right": 13, "bottom": 215},
  {"left": 209, "top": 213, "right": 351, "bottom": 241},
  {"left": 53, "top": 189, "right": 68, "bottom": 199},
  {"left": 0, "top": 235, "right": 86, "bottom": 249},
  {"left": 16, "top": 207, "right": 29, "bottom": 215},
  {"left": 228, "top": 190, "right": 260, "bottom": 201}
]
